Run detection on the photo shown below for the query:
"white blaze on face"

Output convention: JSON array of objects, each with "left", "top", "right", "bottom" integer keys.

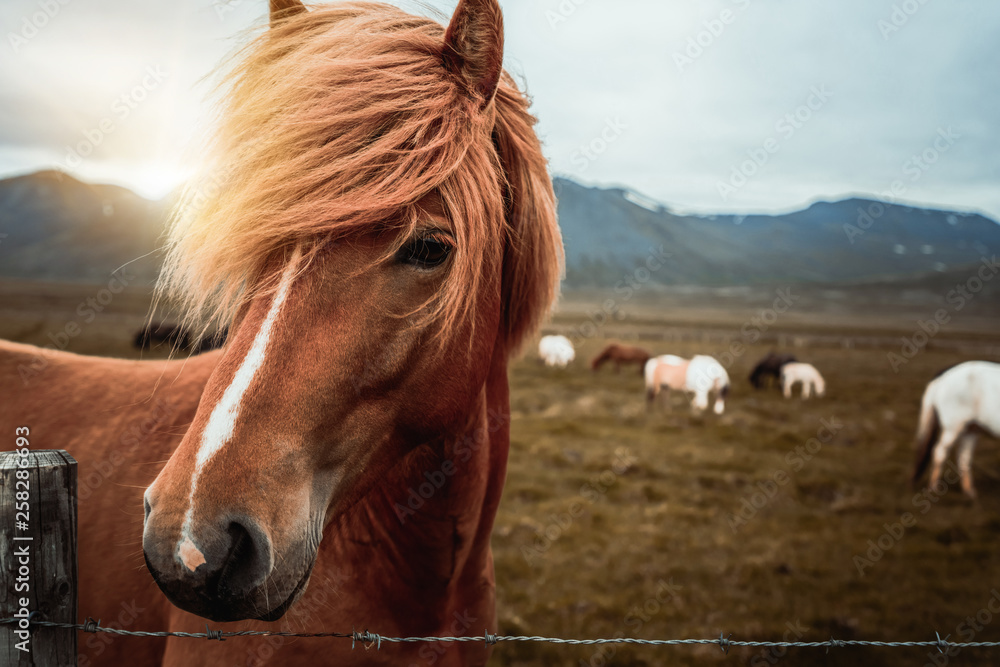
[{"left": 176, "top": 247, "right": 302, "bottom": 571}]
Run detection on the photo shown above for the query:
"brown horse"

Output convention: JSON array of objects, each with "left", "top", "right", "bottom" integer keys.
[
  {"left": 591, "top": 342, "right": 650, "bottom": 375},
  {"left": 0, "top": 1, "right": 561, "bottom": 665}
]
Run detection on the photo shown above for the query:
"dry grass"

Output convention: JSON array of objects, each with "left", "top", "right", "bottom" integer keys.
[{"left": 495, "top": 313, "right": 1000, "bottom": 667}]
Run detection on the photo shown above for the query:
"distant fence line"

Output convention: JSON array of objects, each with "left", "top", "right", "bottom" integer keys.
[{"left": 547, "top": 325, "right": 1000, "bottom": 356}]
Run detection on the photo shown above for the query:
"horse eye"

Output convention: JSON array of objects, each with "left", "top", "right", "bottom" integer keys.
[{"left": 397, "top": 235, "right": 453, "bottom": 269}]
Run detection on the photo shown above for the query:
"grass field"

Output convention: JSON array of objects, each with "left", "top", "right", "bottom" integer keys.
[{"left": 2, "top": 281, "right": 1000, "bottom": 666}]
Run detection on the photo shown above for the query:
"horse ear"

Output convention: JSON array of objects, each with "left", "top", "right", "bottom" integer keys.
[
  {"left": 270, "top": 0, "right": 306, "bottom": 28},
  {"left": 442, "top": 0, "right": 504, "bottom": 109}
]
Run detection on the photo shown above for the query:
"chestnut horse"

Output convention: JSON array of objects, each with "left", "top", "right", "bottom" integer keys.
[
  {"left": 0, "top": 1, "right": 561, "bottom": 665},
  {"left": 591, "top": 342, "right": 650, "bottom": 375}
]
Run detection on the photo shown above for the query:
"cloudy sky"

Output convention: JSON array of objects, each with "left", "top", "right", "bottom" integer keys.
[{"left": 1, "top": 0, "right": 997, "bottom": 220}]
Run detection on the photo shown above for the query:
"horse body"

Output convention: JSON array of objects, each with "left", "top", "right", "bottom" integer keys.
[
  {"left": 686, "top": 355, "right": 730, "bottom": 414},
  {"left": 912, "top": 361, "right": 1000, "bottom": 498},
  {"left": 0, "top": 341, "right": 214, "bottom": 664},
  {"left": 645, "top": 354, "right": 729, "bottom": 414},
  {"left": 0, "top": 1, "right": 562, "bottom": 665},
  {"left": 591, "top": 342, "right": 650, "bottom": 375},
  {"left": 749, "top": 352, "right": 796, "bottom": 389},
  {"left": 644, "top": 355, "right": 690, "bottom": 407},
  {"left": 780, "top": 362, "right": 825, "bottom": 399},
  {"left": 538, "top": 335, "right": 575, "bottom": 368}
]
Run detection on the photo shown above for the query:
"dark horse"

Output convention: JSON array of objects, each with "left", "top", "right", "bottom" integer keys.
[
  {"left": 591, "top": 342, "right": 650, "bottom": 375},
  {"left": 749, "top": 352, "right": 796, "bottom": 389},
  {"left": 133, "top": 322, "right": 229, "bottom": 353}
]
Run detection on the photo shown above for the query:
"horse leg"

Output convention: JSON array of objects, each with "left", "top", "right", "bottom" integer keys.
[
  {"left": 957, "top": 433, "right": 978, "bottom": 498},
  {"left": 802, "top": 381, "right": 812, "bottom": 400},
  {"left": 713, "top": 392, "right": 724, "bottom": 415},
  {"left": 929, "top": 428, "right": 962, "bottom": 491},
  {"left": 782, "top": 378, "right": 791, "bottom": 399}
]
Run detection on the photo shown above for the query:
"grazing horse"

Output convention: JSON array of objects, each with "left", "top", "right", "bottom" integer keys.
[
  {"left": 645, "top": 354, "right": 689, "bottom": 408},
  {"left": 591, "top": 342, "right": 650, "bottom": 375},
  {"left": 780, "top": 362, "right": 825, "bottom": 399},
  {"left": 0, "top": 1, "right": 562, "bottom": 666},
  {"left": 912, "top": 361, "right": 1000, "bottom": 498},
  {"left": 749, "top": 352, "right": 796, "bottom": 389},
  {"left": 645, "top": 354, "right": 730, "bottom": 414},
  {"left": 538, "top": 334, "right": 575, "bottom": 368}
]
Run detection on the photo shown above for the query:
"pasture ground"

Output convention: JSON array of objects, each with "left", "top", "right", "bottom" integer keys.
[{"left": 2, "top": 281, "right": 1000, "bottom": 666}]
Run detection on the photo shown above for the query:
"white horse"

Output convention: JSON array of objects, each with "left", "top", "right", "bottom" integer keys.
[
  {"left": 538, "top": 334, "right": 575, "bottom": 368},
  {"left": 913, "top": 361, "right": 1000, "bottom": 498},
  {"left": 781, "top": 362, "right": 825, "bottom": 399},
  {"left": 645, "top": 354, "right": 730, "bottom": 414}
]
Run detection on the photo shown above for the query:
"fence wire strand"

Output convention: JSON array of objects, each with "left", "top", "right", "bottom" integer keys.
[{"left": 3, "top": 618, "right": 1000, "bottom": 654}]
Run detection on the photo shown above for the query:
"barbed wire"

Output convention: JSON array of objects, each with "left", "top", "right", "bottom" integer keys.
[{"left": 3, "top": 617, "right": 999, "bottom": 654}]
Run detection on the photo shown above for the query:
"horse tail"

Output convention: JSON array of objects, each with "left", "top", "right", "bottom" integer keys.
[{"left": 911, "top": 384, "right": 940, "bottom": 486}]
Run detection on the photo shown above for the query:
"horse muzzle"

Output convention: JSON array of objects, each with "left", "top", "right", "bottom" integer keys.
[{"left": 142, "top": 503, "right": 310, "bottom": 622}]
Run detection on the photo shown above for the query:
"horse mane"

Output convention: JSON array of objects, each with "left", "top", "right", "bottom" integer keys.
[{"left": 157, "top": 1, "right": 561, "bottom": 354}]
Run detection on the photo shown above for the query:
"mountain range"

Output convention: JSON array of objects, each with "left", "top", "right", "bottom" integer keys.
[{"left": 0, "top": 170, "right": 997, "bottom": 289}]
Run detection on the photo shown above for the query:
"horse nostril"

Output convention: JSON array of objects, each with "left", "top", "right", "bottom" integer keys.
[{"left": 214, "top": 518, "right": 271, "bottom": 598}]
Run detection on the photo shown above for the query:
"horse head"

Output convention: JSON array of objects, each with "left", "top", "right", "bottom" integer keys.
[{"left": 142, "top": 0, "right": 561, "bottom": 623}]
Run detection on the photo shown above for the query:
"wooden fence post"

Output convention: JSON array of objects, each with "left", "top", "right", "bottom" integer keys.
[{"left": 1, "top": 449, "right": 78, "bottom": 666}]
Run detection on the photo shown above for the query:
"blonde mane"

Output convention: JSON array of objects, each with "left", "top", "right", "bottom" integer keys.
[{"left": 158, "top": 1, "right": 562, "bottom": 353}]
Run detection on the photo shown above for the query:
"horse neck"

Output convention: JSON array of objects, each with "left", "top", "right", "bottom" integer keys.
[{"left": 318, "top": 345, "right": 510, "bottom": 627}]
